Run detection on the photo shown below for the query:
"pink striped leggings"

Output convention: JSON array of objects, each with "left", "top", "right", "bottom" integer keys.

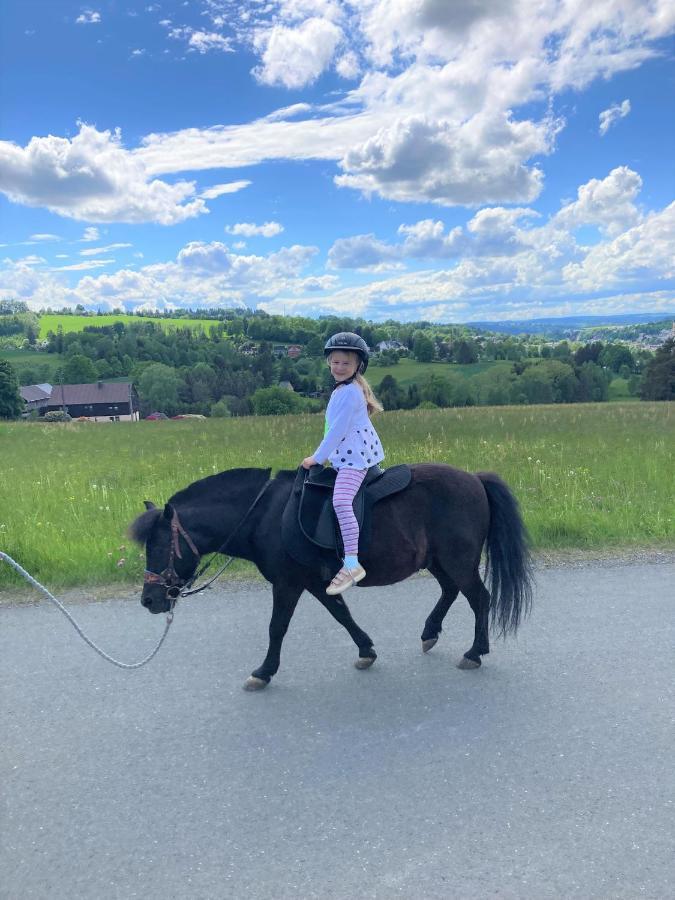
[{"left": 332, "top": 467, "right": 368, "bottom": 556}]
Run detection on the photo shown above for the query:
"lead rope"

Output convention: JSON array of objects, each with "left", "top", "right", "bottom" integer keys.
[{"left": 0, "top": 551, "right": 174, "bottom": 670}]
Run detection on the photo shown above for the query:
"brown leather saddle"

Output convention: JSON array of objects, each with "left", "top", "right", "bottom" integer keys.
[{"left": 281, "top": 464, "right": 412, "bottom": 571}]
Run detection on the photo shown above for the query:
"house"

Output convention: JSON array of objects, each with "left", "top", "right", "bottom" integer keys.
[
  {"left": 20, "top": 383, "right": 52, "bottom": 415},
  {"left": 376, "top": 340, "right": 404, "bottom": 352},
  {"left": 287, "top": 345, "right": 302, "bottom": 358},
  {"left": 31, "top": 381, "right": 140, "bottom": 422}
]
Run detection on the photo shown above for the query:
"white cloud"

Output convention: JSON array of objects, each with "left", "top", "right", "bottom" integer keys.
[
  {"left": 188, "top": 31, "right": 233, "bottom": 53},
  {"left": 127, "top": 0, "right": 675, "bottom": 212},
  {"left": 554, "top": 166, "right": 642, "bottom": 237},
  {"left": 225, "top": 221, "right": 284, "bottom": 237},
  {"left": 131, "top": 49, "right": 146, "bottom": 58},
  {"left": 200, "top": 180, "right": 251, "bottom": 199},
  {"left": 52, "top": 259, "right": 115, "bottom": 271},
  {"left": 80, "top": 243, "right": 132, "bottom": 256},
  {"left": 0, "top": 124, "right": 207, "bottom": 224},
  {"left": 563, "top": 202, "right": 675, "bottom": 290},
  {"left": 252, "top": 17, "right": 343, "bottom": 88},
  {"left": 335, "top": 112, "right": 554, "bottom": 206},
  {"left": 76, "top": 10, "right": 101, "bottom": 25},
  {"left": 81, "top": 227, "right": 100, "bottom": 242},
  {"left": 29, "top": 233, "right": 61, "bottom": 242},
  {"left": 327, "top": 234, "right": 402, "bottom": 270},
  {"left": 599, "top": 99, "right": 631, "bottom": 135},
  {"left": 335, "top": 50, "right": 360, "bottom": 80}
]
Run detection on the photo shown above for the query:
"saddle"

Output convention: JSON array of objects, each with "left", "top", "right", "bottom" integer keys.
[{"left": 281, "top": 464, "right": 412, "bottom": 574}]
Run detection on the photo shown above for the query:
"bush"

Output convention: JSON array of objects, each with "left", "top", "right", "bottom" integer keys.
[
  {"left": 250, "top": 385, "right": 303, "bottom": 416},
  {"left": 44, "top": 410, "right": 72, "bottom": 422}
]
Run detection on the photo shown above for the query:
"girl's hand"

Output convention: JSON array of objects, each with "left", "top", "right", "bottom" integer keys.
[{"left": 301, "top": 456, "right": 318, "bottom": 469}]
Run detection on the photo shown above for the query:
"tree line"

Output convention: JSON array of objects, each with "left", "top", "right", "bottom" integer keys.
[{"left": 0, "top": 304, "right": 672, "bottom": 418}]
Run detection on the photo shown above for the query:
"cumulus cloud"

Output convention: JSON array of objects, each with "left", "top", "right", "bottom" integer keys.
[
  {"left": 563, "top": 202, "right": 675, "bottom": 290},
  {"left": 554, "top": 166, "right": 642, "bottom": 237},
  {"left": 0, "top": 124, "right": 207, "bottom": 224},
  {"left": 224, "top": 221, "right": 284, "bottom": 237},
  {"left": 335, "top": 113, "right": 554, "bottom": 206},
  {"left": 81, "top": 227, "right": 100, "bottom": 242},
  {"left": 252, "top": 17, "right": 343, "bottom": 88},
  {"left": 328, "top": 234, "right": 402, "bottom": 270},
  {"left": 599, "top": 99, "right": 631, "bottom": 135}
]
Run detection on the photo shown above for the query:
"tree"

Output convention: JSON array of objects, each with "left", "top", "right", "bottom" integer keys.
[
  {"left": 0, "top": 360, "right": 23, "bottom": 418},
  {"left": 600, "top": 343, "right": 634, "bottom": 373},
  {"left": 250, "top": 386, "right": 303, "bottom": 415},
  {"left": 377, "top": 374, "right": 405, "bottom": 410},
  {"left": 640, "top": 338, "right": 675, "bottom": 400},
  {"left": 64, "top": 354, "right": 99, "bottom": 384},
  {"left": 452, "top": 339, "right": 478, "bottom": 365},
  {"left": 412, "top": 333, "right": 435, "bottom": 362},
  {"left": 420, "top": 373, "right": 452, "bottom": 407},
  {"left": 137, "top": 363, "right": 184, "bottom": 416}
]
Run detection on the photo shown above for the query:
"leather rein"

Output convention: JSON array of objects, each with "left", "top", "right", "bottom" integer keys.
[{"left": 143, "top": 480, "right": 271, "bottom": 604}]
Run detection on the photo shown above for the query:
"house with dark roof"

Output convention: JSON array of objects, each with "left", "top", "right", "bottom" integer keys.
[
  {"left": 21, "top": 381, "right": 140, "bottom": 422},
  {"left": 20, "top": 383, "right": 52, "bottom": 415}
]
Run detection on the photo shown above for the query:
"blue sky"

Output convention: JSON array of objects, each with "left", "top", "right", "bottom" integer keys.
[{"left": 1, "top": 0, "right": 674, "bottom": 322}]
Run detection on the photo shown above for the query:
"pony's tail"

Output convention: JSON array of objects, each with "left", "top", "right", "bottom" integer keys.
[{"left": 477, "top": 472, "right": 534, "bottom": 637}]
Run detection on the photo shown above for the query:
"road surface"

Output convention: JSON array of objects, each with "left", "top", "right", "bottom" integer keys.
[{"left": 1, "top": 560, "right": 673, "bottom": 899}]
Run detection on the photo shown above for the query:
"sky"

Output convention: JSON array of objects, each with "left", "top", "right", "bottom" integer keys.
[{"left": 0, "top": 0, "right": 674, "bottom": 323}]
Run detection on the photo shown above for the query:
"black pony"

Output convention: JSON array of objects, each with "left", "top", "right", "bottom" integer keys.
[{"left": 129, "top": 464, "right": 533, "bottom": 690}]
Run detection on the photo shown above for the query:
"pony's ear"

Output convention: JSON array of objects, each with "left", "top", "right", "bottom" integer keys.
[
  {"left": 163, "top": 502, "right": 174, "bottom": 521},
  {"left": 143, "top": 500, "right": 156, "bottom": 510}
]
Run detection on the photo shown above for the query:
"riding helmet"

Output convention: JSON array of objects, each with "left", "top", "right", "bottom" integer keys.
[{"left": 323, "top": 332, "right": 369, "bottom": 374}]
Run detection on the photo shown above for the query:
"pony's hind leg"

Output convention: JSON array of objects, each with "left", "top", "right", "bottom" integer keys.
[
  {"left": 456, "top": 571, "right": 491, "bottom": 669},
  {"left": 421, "top": 565, "right": 460, "bottom": 653}
]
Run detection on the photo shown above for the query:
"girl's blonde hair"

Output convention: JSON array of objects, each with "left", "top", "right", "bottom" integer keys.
[{"left": 327, "top": 350, "right": 383, "bottom": 415}]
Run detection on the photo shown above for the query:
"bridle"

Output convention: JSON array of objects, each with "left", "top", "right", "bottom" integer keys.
[{"left": 143, "top": 479, "right": 271, "bottom": 605}]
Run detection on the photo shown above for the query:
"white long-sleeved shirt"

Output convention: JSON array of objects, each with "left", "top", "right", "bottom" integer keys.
[{"left": 313, "top": 382, "right": 385, "bottom": 469}]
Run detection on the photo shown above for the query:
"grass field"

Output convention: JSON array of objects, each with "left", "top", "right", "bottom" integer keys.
[
  {"left": 0, "top": 349, "right": 64, "bottom": 376},
  {"left": 371, "top": 358, "right": 511, "bottom": 388},
  {"left": 37, "top": 314, "right": 212, "bottom": 339},
  {"left": 0, "top": 402, "right": 672, "bottom": 591}
]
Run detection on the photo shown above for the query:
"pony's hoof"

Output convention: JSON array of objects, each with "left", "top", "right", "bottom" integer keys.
[
  {"left": 354, "top": 656, "right": 376, "bottom": 670},
  {"left": 243, "top": 676, "right": 269, "bottom": 691},
  {"left": 422, "top": 637, "right": 438, "bottom": 653},
  {"left": 457, "top": 656, "right": 481, "bottom": 670}
]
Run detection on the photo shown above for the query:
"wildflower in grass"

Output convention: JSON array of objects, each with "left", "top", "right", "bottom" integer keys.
[{"left": 116, "top": 558, "right": 126, "bottom": 567}]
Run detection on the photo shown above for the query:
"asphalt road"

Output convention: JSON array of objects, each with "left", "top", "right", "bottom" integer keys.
[{"left": 1, "top": 561, "right": 673, "bottom": 900}]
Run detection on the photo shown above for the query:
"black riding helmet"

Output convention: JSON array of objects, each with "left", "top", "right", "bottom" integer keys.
[{"left": 323, "top": 332, "right": 369, "bottom": 374}]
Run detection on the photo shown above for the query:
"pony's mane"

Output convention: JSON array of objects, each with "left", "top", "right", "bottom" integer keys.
[
  {"left": 168, "top": 467, "right": 271, "bottom": 505},
  {"left": 128, "top": 467, "right": 274, "bottom": 544}
]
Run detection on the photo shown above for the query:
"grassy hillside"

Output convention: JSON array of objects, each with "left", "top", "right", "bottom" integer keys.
[
  {"left": 37, "top": 313, "right": 212, "bottom": 338},
  {"left": 371, "top": 358, "right": 511, "bottom": 388},
  {"left": 1, "top": 402, "right": 672, "bottom": 591}
]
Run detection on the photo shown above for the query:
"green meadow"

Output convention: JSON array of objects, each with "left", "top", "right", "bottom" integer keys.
[
  {"left": 371, "top": 358, "right": 511, "bottom": 388},
  {"left": 0, "top": 402, "right": 672, "bottom": 591},
  {"left": 37, "top": 314, "right": 211, "bottom": 339}
]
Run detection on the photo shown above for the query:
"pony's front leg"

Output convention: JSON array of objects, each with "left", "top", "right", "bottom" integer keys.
[
  {"left": 308, "top": 585, "right": 377, "bottom": 670},
  {"left": 244, "top": 583, "right": 303, "bottom": 691}
]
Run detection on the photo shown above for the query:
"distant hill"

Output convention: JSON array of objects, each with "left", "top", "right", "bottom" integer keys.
[{"left": 467, "top": 313, "right": 672, "bottom": 336}]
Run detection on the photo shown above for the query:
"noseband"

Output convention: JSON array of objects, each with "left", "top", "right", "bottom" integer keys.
[{"left": 143, "top": 508, "right": 201, "bottom": 602}]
